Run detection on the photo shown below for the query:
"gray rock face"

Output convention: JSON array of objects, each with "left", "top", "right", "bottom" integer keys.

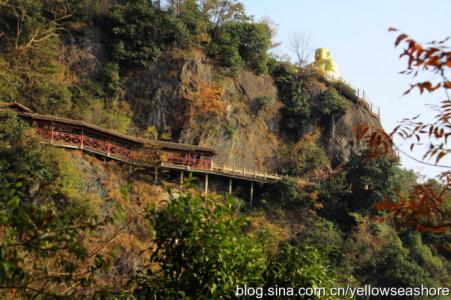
[
  {"left": 124, "top": 53, "right": 383, "bottom": 172},
  {"left": 324, "top": 102, "right": 382, "bottom": 166},
  {"left": 63, "top": 44, "right": 383, "bottom": 172},
  {"left": 63, "top": 28, "right": 107, "bottom": 79},
  {"left": 125, "top": 53, "right": 282, "bottom": 171}
]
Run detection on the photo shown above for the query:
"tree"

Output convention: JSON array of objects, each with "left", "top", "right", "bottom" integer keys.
[
  {"left": 283, "top": 129, "right": 329, "bottom": 178},
  {"left": 280, "top": 78, "right": 312, "bottom": 136},
  {"left": 134, "top": 192, "right": 266, "bottom": 298},
  {"left": 0, "top": 0, "right": 74, "bottom": 114},
  {"left": 318, "top": 149, "right": 403, "bottom": 229},
  {"left": 210, "top": 20, "right": 272, "bottom": 74},
  {"left": 343, "top": 216, "right": 442, "bottom": 288},
  {"left": 289, "top": 31, "right": 313, "bottom": 68},
  {"left": 201, "top": 0, "right": 246, "bottom": 34},
  {"left": 134, "top": 188, "right": 341, "bottom": 298},
  {"left": 0, "top": 111, "right": 109, "bottom": 298},
  {"left": 102, "top": 0, "right": 191, "bottom": 70},
  {"left": 357, "top": 30, "right": 451, "bottom": 232},
  {"left": 263, "top": 243, "right": 339, "bottom": 299},
  {"left": 0, "top": 0, "right": 71, "bottom": 51},
  {"left": 315, "top": 88, "right": 350, "bottom": 118},
  {"left": 345, "top": 150, "right": 400, "bottom": 214}
]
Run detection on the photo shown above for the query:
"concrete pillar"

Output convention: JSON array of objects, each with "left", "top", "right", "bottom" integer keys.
[
  {"left": 154, "top": 167, "right": 159, "bottom": 183},
  {"left": 204, "top": 174, "right": 209, "bottom": 196},
  {"left": 180, "top": 171, "right": 184, "bottom": 185},
  {"left": 250, "top": 181, "right": 254, "bottom": 207},
  {"left": 80, "top": 129, "right": 84, "bottom": 149},
  {"left": 228, "top": 178, "right": 232, "bottom": 194},
  {"left": 50, "top": 122, "right": 54, "bottom": 144}
]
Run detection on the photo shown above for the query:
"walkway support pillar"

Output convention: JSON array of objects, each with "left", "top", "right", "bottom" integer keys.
[
  {"left": 180, "top": 171, "right": 184, "bottom": 185},
  {"left": 250, "top": 181, "right": 254, "bottom": 207},
  {"left": 50, "top": 122, "right": 54, "bottom": 144},
  {"left": 154, "top": 167, "right": 159, "bottom": 183},
  {"left": 80, "top": 129, "right": 84, "bottom": 149},
  {"left": 228, "top": 178, "right": 232, "bottom": 195},
  {"left": 204, "top": 174, "right": 209, "bottom": 196}
]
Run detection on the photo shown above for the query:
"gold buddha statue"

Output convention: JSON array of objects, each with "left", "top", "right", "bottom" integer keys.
[{"left": 311, "top": 48, "right": 340, "bottom": 79}]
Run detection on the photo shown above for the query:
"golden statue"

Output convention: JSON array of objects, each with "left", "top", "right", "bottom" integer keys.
[{"left": 311, "top": 48, "right": 340, "bottom": 79}]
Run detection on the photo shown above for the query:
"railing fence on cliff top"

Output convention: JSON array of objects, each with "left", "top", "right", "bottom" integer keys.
[{"left": 324, "top": 74, "right": 381, "bottom": 119}]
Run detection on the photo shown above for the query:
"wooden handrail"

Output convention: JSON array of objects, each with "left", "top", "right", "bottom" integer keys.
[
  {"left": 31, "top": 120, "right": 341, "bottom": 184},
  {"left": 323, "top": 74, "right": 380, "bottom": 118},
  {"left": 37, "top": 127, "right": 283, "bottom": 182}
]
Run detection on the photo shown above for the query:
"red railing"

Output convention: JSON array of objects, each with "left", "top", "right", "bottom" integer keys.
[
  {"left": 36, "top": 128, "right": 137, "bottom": 162},
  {"left": 34, "top": 127, "right": 342, "bottom": 183},
  {"left": 165, "top": 155, "right": 212, "bottom": 170}
]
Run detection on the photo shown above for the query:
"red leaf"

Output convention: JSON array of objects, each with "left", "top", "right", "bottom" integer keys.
[
  {"left": 436, "top": 151, "right": 447, "bottom": 163},
  {"left": 395, "top": 34, "right": 408, "bottom": 46}
]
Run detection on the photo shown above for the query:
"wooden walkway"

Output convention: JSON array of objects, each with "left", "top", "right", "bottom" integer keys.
[
  {"left": 1, "top": 101, "right": 346, "bottom": 186},
  {"left": 0, "top": 102, "right": 285, "bottom": 184},
  {"left": 42, "top": 134, "right": 286, "bottom": 184},
  {"left": 161, "top": 161, "right": 285, "bottom": 184}
]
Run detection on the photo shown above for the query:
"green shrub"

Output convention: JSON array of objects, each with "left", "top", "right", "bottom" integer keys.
[
  {"left": 0, "top": 0, "right": 53, "bottom": 51},
  {"left": 223, "top": 121, "right": 236, "bottom": 138},
  {"left": 0, "top": 111, "right": 51, "bottom": 188},
  {"left": 264, "top": 243, "right": 339, "bottom": 298},
  {"left": 405, "top": 232, "right": 450, "bottom": 284},
  {"left": 102, "top": 0, "right": 191, "bottom": 70},
  {"left": 294, "top": 214, "right": 344, "bottom": 262},
  {"left": 134, "top": 189, "right": 342, "bottom": 298},
  {"left": 343, "top": 218, "right": 436, "bottom": 288},
  {"left": 333, "top": 80, "right": 359, "bottom": 102},
  {"left": 0, "top": 66, "right": 21, "bottom": 101},
  {"left": 345, "top": 150, "right": 400, "bottom": 214},
  {"left": 210, "top": 21, "right": 272, "bottom": 75},
  {"left": 268, "top": 58, "right": 298, "bottom": 100},
  {"left": 318, "top": 149, "right": 402, "bottom": 228},
  {"left": 277, "top": 68, "right": 329, "bottom": 137},
  {"left": 254, "top": 95, "right": 275, "bottom": 113},
  {"left": 134, "top": 193, "right": 266, "bottom": 298},
  {"left": 103, "top": 63, "right": 123, "bottom": 103},
  {"left": 315, "top": 88, "right": 350, "bottom": 118},
  {"left": 262, "top": 178, "right": 312, "bottom": 210},
  {"left": 280, "top": 79, "right": 312, "bottom": 136},
  {"left": 178, "top": 0, "right": 210, "bottom": 39},
  {"left": 209, "top": 29, "right": 244, "bottom": 75},
  {"left": 283, "top": 130, "right": 329, "bottom": 177}
]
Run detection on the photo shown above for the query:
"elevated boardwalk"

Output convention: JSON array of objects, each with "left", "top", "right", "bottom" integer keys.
[
  {"left": 0, "top": 102, "right": 285, "bottom": 184},
  {"left": 161, "top": 161, "right": 285, "bottom": 184},
  {"left": 35, "top": 126, "right": 285, "bottom": 184}
]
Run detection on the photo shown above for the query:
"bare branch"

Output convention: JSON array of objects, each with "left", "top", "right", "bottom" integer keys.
[{"left": 289, "top": 30, "right": 312, "bottom": 68}]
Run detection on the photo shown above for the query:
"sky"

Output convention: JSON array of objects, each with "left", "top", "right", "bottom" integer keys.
[{"left": 242, "top": 0, "right": 451, "bottom": 180}]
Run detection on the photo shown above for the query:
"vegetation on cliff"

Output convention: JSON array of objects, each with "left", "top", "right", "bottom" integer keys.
[{"left": 0, "top": 0, "right": 449, "bottom": 298}]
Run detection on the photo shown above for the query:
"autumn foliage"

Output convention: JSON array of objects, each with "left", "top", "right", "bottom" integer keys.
[
  {"left": 184, "top": 81, "right": 227, "bottom": 120},
  {"left": 374, "top": 184, "right": 450, "bottom": 232},
  {"left": 357, "top": 29, "right": 451, "bottom": 233}
]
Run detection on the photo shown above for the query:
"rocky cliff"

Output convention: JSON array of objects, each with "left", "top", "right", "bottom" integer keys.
[{"left": 62, "top": 30, "right": 383, "bottom": 173}]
